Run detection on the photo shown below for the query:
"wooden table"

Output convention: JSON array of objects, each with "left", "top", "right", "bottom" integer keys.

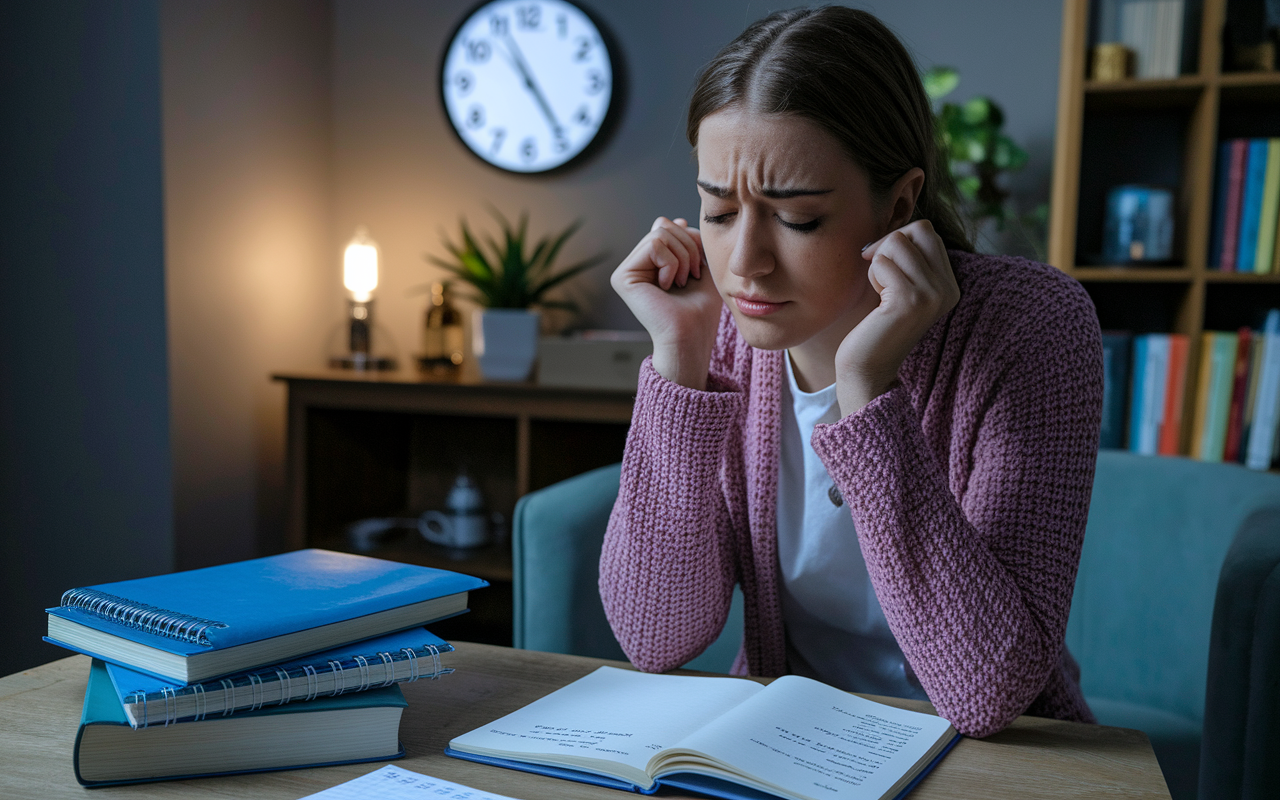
[{"left": 0, "top": 643, "right": 1170, "bottom": 799}]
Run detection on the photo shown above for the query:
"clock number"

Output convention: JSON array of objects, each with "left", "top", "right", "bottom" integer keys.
[
  {"left": 466, "top": 39, "right": 491, "bottom": 63},
  {"left": 585, "top": 70, "right": 605, "bottom": 95},
  {"left": 466, "top": 105, "right": 485, "bottom": 130},
  {"left": 574, "top": 36, "right": 591, "bottom": 61},
  {"left": 554, "top": 134, "right": 569, "bottom": 153},
  {"left": 490, "top": 128, "right": 506, "bottom": 154},
  {"left": 521, "top": 137, "right": 538, "bottom": 163},
  {"left": 454, "top": 71, "right": 475, "bottom": 96},
  {"left": 516, "top": 5, "right": 541, "bottom": 30},
  {"left": 557, "top": 13, "right": 567, "bottom": 38},
  {"left": 573, "top": 106, "right": 590, "bottom": 126},
  {"left": 489, "top": 15, "right": 509, "bottom": 36}
]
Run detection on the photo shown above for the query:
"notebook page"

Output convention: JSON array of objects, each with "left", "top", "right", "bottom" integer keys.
[
  {"left": 449, "top": 666, "right": 764, "bottom": 785},
  {"left": 299, "top": 765, "right": 519, "bottom": 800},
  {"left": 664, "top": 675, "right": 955, "bottom": 800}
]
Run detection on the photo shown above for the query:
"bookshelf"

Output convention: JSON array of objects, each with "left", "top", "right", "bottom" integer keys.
[{"left": 1049, "top": 0, "right": 1280, "bottom": 455}]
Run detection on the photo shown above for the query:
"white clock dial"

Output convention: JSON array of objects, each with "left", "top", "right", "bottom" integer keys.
[{"left": 441, "top": 0, "right": 615, "bottom": 173}]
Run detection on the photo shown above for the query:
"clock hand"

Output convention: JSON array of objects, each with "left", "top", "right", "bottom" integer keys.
[{"left": 498, "top": 33, "right": 565, "bottom": 140}]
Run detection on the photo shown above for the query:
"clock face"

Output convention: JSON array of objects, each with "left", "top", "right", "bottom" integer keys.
[{"left": 441, "top": 0, "right": 615, "bottom": 174}]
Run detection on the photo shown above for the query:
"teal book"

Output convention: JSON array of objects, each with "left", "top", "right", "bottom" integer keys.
[
  {"left": 1127, "top": 336, "right": 1148, "bottom": 452},
  {"left": 75, "top": 659, "right": 406, "bottom": 787},
  {"left": 46, "top": 548, "right": 486, "bottom": 683},
  {"left": 1237, "top": 139, "right": 1270, "bottom": 272},
  {"left": 1200, "top": 333, "right": 1240, "bottom": 462},
  {"left": 105, "top": 627, "right": 452, "bottom": 728}
]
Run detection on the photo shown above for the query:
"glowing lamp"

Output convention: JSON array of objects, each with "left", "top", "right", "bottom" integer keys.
[{"left": 331, "top": 227, "right": 395, "bottom": 370}]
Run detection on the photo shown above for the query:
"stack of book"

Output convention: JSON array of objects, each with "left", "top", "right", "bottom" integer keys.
[
  {"left": 1100, "top": 309, "right": 1280, "bottom": 469},
  {"left": 1108, "top": 0, "right": 1186, "bottom": 78},
  {"left": 43, "top": 548, "right": 487, "bottom": 787},
  {"left": 1210, "top": 138, "right": 1280, "bottom": 273}
]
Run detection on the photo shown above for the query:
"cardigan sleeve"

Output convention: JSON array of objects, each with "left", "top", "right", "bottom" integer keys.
[
  {"left": 810, "top": 288, "right": 1103, "bottom": 738},
  {"left": 598, "top": 353, "right": 747, "bottom": 673}
]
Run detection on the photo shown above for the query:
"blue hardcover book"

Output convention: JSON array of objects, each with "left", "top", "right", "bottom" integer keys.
[
  {"left": 75, "top": 659, "right": 405, "bottom": 787},
  {"left": 1100, "top": 331, "right": 1133, "bottom": 449},
  {"left": 1209, "top": 140, "right": 1233, "bottom": 268},
  {"left": 445, "top": 666, "right": 960, "bottom": 800},
  {"left": 46, "top": 548, "right": 487, "bottom": 684},
  {"left": 1128, "top": 336, "right": 1149, "bottom": 452},
  {"left": 106, "top": 627, "right": 453, "bottom": 728},
  {"left": 1238, "top": 139, "right": 1270, "bottom": 272}
]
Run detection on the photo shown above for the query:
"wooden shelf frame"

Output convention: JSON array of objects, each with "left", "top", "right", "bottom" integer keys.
[{"left": 1048, "top": 0, "right": 1280, "bottom": 455}]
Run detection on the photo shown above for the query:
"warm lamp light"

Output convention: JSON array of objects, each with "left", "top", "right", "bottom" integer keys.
[{"left": 331, "top": 226, "right": 395, "bottom": 371}]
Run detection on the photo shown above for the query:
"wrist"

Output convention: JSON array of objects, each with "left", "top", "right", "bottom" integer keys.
[
  {"left": 651, "top": 340, "right": 712, "bottom": 391},
  {"left": 837, "top": 373, "right": 899, "bottom": 417}
]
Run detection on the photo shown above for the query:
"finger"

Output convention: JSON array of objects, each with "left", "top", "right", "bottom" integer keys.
[
  {"left": 654, "top": 224, "right": 700, "bottom": 283},
  {"left": 891, "top": 219, "right": 950, "bottom": 272},
  {"left": 650, "top": 239, "right": 680, "bottom": 289},
  {"left": 866, "top": 232, "right": 928, "bottom": 288}
]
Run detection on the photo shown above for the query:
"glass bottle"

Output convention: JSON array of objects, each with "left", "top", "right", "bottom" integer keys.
[{"left": 420, "top": 282, "right": 464, "bottom": 373}]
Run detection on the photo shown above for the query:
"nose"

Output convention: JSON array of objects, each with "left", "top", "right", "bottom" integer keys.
[{"left": 726, "top": 209, "right": 776, "bottom": 280}]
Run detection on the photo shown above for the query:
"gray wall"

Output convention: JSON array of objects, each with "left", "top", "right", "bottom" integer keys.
[
  {"left": 162, "top": 0, "right": 338, "bottom": 568},
  {"left": 0, "top": 2, "right": 174, "bottom": 675}
]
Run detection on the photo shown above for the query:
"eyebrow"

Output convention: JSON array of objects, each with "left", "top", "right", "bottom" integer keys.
[{"left": 696, "top": 180, "right": 833, "bottom": 200}]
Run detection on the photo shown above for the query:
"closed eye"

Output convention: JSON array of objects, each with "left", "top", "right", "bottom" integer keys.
[
  {"left": 779, "top": 216, "right": 822, "bottom": 232},
  {"left": 702, "top": 211, "right": 735, "bottom": 225}
]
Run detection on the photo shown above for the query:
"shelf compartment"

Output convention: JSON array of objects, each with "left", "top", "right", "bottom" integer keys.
[
  {"left": 1083, "top": 280, "right": 1195, "bottom": 333},
  {"left": 1203, "top": 283, "right": 1280, "bottom": 330},
  {"left": 1070, "top": 267, "right": 1195, "bottom": 281},
  {"left": 1084, "top": 77, "right": 1207, "bottom": 110}
]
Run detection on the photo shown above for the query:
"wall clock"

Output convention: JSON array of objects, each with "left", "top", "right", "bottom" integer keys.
[{"left": 441, "top": 0, "right": 617, "bottom": 174}]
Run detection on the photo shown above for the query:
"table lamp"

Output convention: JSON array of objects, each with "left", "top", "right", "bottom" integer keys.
[{"left": 331, "top": 227, "right": 396, "bottom": 370}]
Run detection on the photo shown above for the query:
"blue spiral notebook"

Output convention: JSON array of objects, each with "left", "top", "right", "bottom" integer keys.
[
  {"left": 445, "top": 666, "right": 959, "bottom": 800},
  {"left": 75, "top": 659, "right": 406, "bottom": 787},
  {"left": 46, "top": 548, "right": 486, "bottom": 683},
  {"left": 105, "top": 627, "right": 454, "bottom": 728}
]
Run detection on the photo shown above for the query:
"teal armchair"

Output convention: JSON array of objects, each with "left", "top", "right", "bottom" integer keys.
[{"left": 512, "top": 451, "right": 1280, "bottom": 800}]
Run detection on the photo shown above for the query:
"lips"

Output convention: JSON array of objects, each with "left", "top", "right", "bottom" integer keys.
[{"left": 733, "top": 295, "right": 787, "bottom": 317}]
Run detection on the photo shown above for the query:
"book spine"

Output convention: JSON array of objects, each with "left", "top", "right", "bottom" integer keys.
[
  {"left": 1256, "top": 139, "right": 1280, "bottom": 275},
  {"left": 1100, "top": 332, "right": 1133, "bottom": 449},
  {"left": 1237, "top": 139, "right": 1270, "bottom": 273},
  {"left": 1128, "top": 336, "right": 1149, "bottom": 452},
  {"left": 1190, "top": 332, "right": 1215, "bottom": 459},
  {"left": 1209, "top": 141, "right": 1232, "bottom": 269},
  {"left": 126, "top": 642, "right": 452, "bottom": 728},
  {"left": 59, "top": 588, "right": 227, "bottom": 646},
  {"left": 1158, "top": 334, "right": 1189, "bottom": 455},
  {"left": 1221, "top": 140, "right": 1249, "bottom": 272},
  {"left": 1246, "top": 310, "right": 1280, "bottom": 469},
  {"left": 1141, "top": 335, "right": 1170, "bottom": 455},
  {"left": 1223, "top": 328, "right": 1253, "bottom": 462},
  {"left": 1203, "top": 333, "right": 1240, "bottom": 462},
  {"left": 1241, "top": 331, "right": 1267, "bottom": 461}
]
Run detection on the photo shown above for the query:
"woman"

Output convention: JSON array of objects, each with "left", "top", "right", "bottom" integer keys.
[{"left": 599, "top": 6, "right": 1103, "bottom": 739}]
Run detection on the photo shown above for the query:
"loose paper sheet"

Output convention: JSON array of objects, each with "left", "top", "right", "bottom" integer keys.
[{"left": 298, "top": 765, "right": 519, "bottom": 800}]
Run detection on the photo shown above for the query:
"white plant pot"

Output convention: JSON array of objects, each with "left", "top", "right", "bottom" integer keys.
[{"left": 473, "top": 308, "right": 540, "bottom": 381}]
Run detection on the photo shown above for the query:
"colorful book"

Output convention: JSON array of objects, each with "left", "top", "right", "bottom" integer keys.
[
  {"left": 1246, "top": 310, "right": 1280, "bottom": 470},
  {"left": 105, "top": 627, "right": 452, "bottom": 729},
  {"left": 1190, "top": 332, "right": 1216, "bottom": 459},
  {"left": 1209, "top": 141, "right": 1233, "bottom": 268},
  {"left": 1158, "top": 333, "right": 1189, "bottom": 456},
  {"left": 1255, "top": 139, "right": 1280, "bottom": 275},
  {"left": 1100, "top": 332, "right": 1133, "bottom": 449},
  {"left": 75, "top": 659, "right": 405, "bottom": 787},
  {"left": 46, "top": 549, "right": 487, "bottom": 684},
  {"left": 1237, "top": 139, "right": 1271, "bottom": 273},
  {"left": 1223, "top": 328, "right": 1253, "bottom": 462},
  {"left": 1199, "top": 332, "right": 1240, "bottom": 462},
  {"left": 1241, "top": 332, "right": 1268, "bottom": 462},
  {"left": 1133, "top": 335, "right": 1170, "bottom": 456},
  {"left": 1220, "top": 140, "right": 1250, "bottom": 272},
  {"left": 1128, "top": 336, "right": 1149, "bottom": 453},
  {"left": 446, "top": 666, "right": 959, "bottom": 800}
]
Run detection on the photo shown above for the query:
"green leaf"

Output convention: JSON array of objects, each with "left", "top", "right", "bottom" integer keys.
[
  {"left": 961, "top": 97, "right": 992, "bottom": 125},
  {"left": 922, "top": 66, "right": 959, "bottom": 101},
  {"left": 956, "top": 176, "right": 980, "bottom": 199}
]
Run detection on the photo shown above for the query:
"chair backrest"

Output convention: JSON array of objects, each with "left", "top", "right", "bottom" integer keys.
[
  {"left": 1066, "top": 450, "right": 1280, "bottom": 724},
  {"left": 513, "top": 462, "right": 742, "bottom": 671}
]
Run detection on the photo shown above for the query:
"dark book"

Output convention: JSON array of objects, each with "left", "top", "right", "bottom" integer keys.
[{"left": 1100, "top": 331, "right": 1133, "bottom": 450}]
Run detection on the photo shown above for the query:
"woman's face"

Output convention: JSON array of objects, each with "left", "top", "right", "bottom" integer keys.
[{"left": 696, "top": 108, "right": 886, "bottom": 352}]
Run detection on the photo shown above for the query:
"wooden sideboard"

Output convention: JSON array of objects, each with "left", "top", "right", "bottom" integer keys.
[{"left": 273, "top": 367, "right": 634, "bottom": 645}]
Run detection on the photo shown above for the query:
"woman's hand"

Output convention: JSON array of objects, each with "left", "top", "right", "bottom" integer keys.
[
  {"left": 836, "top": 219, "right": 959, "bottom": 416},
  {"left": 611, "top": 217, "right": 723, "bottom": 390}
]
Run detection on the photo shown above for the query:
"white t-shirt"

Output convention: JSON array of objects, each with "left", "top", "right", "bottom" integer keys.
[{"left": 776, "top": 354, "right": 925, "bottom": 699}]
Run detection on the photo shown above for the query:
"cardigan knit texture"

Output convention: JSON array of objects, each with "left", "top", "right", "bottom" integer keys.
[{"left": 599, "top": 251, "right": 1105, "bottom": 738}]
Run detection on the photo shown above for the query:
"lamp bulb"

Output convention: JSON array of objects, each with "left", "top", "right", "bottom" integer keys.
[{"left": 344, "top": 227, "right": 379, "bottom": 302}]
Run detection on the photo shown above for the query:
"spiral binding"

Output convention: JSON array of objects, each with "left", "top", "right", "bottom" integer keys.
[
  {"left": 126, "top": 641, "right": 454, "bottom": 727},
  {"left": 59, "top": 588, "right": 227, "bottom": 646}
]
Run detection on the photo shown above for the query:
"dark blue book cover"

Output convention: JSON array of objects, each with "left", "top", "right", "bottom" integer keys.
[
  {"left": 1209, "top": 140, "right": 1233, "bottom": 269},
  {"left": 1101, "top": 332, "right": 1133, "bottom": 450},
  {"left": 1238, "top": 139, "right": 1270, "bottom": 272}
]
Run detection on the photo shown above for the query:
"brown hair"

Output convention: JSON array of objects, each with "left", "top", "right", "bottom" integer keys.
[{"left": 687, "top": 6, "right": 974, "bottom": 252}]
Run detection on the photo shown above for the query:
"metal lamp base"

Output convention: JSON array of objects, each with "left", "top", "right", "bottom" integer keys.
[{"left": 330, "top": 354, "right": 397, "bottom": 371}]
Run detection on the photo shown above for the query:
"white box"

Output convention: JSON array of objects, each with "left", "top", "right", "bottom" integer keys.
[{"left": 537, "top": 331, "right": 653, "bottom": 391}]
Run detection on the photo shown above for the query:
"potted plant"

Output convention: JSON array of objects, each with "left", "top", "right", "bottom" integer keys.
[{"left": 428, "top": 208, "right": 605, "bottom": 381}]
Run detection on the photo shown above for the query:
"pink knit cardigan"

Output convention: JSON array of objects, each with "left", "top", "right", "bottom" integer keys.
[{"left": 599, "top": 251, "right": 1104, "bottom": 738}]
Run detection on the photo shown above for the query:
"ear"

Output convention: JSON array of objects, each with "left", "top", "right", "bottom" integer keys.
[{"left": 885, "top": 167, "right": 925, "bottom": 231}]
